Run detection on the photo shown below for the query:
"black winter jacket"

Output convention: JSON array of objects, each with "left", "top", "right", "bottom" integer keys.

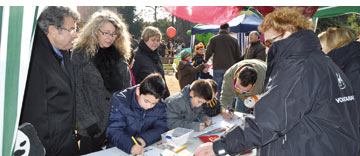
[
  {"left": 212, "top": 30, "right": 359, "bottom": 156},
  {"left": 328, "top": 41, "right": 360, "bottom": 142},
  {"left": 20, "top": 26, "right": 79, "bottom": 156},
  {"left": 71, "top": 45, "right": 131, "bottom": 137},
  {"left": 132, "top": 40, "right": 170, "bottom": 98}
]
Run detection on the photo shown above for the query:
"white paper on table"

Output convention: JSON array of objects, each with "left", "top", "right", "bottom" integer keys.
[
  {"left": 84, "top": 146, "right": 164, "bottom": 156},
  {"left": 160, "top": 149, "right": 178, "bottom": 156},
  {"left": 192, "top": 114, "right": 243, "bottom": 137}
]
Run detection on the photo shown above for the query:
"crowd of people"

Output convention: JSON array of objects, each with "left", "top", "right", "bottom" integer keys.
[{"left": 19, "top": 6, "right": 359, "bottom": 156}]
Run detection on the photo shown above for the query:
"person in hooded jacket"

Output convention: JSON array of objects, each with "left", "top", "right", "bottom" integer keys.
[
  {"left": 194, "top": 7, "right": 359, "bottom": 156},
  {"left": 71, "top": 10, "right": 132, "bottom": 154},
  {"left": 132, "top": 26, "right": 170, "bottom": 98},
  {"left": 319, "top": 27, "right": 360, "bottom": 149},
  {"left": 175, "top": 48, "right": 205, "bottom": 89}
]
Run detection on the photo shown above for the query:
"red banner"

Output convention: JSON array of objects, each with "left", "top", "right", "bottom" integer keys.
[{"left": 163, "top": 6, "right": 244, "bottom": 25}]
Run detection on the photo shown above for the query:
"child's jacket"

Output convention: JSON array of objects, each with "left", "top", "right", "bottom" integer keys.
[
  {"left": 106, "top": 86, "right": 168, "bottom": 154},
  {"left": 176, "top": 61, "right": 205, "bottom": 89},
  {"left": 165, "top": 85, "right": 209, "bottom": 131},
  {"left": 192, "top": 54, "right": 204, "bottom": 67}
]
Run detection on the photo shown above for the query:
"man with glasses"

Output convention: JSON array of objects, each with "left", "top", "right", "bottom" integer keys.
[
  {"left": 219, "top": 59, "right": 266, "bottom": 118},
  {"left": 20, "top": 6, "right": 80, "bottom": 155}
]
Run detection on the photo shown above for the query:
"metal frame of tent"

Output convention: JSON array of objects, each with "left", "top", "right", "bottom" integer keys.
[{"left": 189, "top": 14, "right": 263, "bottom": 56}]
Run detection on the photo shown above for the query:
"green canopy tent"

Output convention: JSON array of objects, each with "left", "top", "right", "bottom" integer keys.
[
  {"left": 312, "top": 6, "right": 360, "bottom": 31},
  {"left": 313, "top": 6, "right": 360, "bottom": 18}
]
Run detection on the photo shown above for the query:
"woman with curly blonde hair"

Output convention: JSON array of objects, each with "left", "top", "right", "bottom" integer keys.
[
  {"left": 195, "top": 7, "right": 358, "bottom": 156},
  {"left": 71, "top": 10, "right": 132, "bottom": 154}
]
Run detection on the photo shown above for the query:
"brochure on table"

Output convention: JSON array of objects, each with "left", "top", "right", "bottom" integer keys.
[{"left": 192, "top": 113, "right": 243, "bottom": 137}]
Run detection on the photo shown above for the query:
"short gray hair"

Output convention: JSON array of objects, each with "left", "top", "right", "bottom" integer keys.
[
  {"left": 250, "top": 31, "right": 260, "bottom": 37},
  {"left": 37, "top": 6, "right": 79, "bottom": 33}
]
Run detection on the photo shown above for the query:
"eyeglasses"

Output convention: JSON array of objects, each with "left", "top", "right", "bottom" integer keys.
[
  {"left": 99, "top": 29, "right": 118, "bottom": 38},
  {"left": 233, "top": 78, "right": 255, "bottom": 94},
  {"left": 265, "top": 34, "right": 283, "bottom": 48},
  {"left": 60, "top": 27, "right": 78, "bottom": 35}
]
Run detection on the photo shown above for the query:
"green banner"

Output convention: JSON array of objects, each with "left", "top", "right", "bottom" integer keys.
[{"left": 3, "top": 6, "right": 23, "bottom": 156}]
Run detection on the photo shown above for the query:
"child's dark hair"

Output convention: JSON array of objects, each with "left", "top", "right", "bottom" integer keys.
[
  {"left": 139, "top": 73, "right": 166, "bottom": 99},
  {"left": 190, "top": 80, "right": 213, "bottom": 101},
  {"left": 238, "top": 66, "right": 257, "bottom": 87},
  {"left": 206, "top": 79, "right": 218, "bottom": 93}
]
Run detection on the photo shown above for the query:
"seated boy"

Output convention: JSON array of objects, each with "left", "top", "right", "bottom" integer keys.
[
  {"left": 166, "top": 79, "right": 213, "bottom": 132},
  {"left": 202, "top": 79, "right": 220, "bottom": 117},
  {"left": 106, "top": 73, "right": 168, "bottom": 155}
]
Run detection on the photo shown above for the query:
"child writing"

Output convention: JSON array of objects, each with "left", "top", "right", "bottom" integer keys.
[
  {"left": 106, "top": 73, "right": 168, "bottom": 155},
  {"left": 166, "top": 79, "right": 213, "bottom": 132},
  {"left": 202, "top": 79, "right": 220, "bottom": 117},
  {"left": 175, "top": 48, "right": 205, "bottom": 89}
]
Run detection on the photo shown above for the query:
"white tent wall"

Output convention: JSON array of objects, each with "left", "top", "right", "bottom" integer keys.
[{"left": 0, "top": 6, "right": 37, "bottom": 156}]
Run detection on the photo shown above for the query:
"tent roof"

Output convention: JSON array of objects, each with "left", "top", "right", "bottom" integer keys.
[
  {"left": 313, "top": 6, "right": 360, "bottom": 18},
  {"left": 191, "top": 14, "right": 263, "bottom": 35}
]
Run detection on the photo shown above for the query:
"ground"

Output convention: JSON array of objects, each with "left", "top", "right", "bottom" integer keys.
[{"left": 164, "top": 73, "right": 180, "bottom": 96}]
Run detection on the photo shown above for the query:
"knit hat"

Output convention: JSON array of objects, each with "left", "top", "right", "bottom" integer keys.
[
  {"left": 180, "top": 48, "right": 192, "bottom": 60},
  {"left": 195, "top": 42, "right": 205, "bottom": 52}
]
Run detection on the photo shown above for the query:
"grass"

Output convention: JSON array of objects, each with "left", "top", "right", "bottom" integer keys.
[{"left": 163, "top": 64, "right": 174, "bottom": 70}]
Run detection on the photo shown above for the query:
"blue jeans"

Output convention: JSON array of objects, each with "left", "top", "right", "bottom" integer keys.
[
  {"left": 213, "top": 69, "right": 226, "bottom": 100},
  {"left": 235, "top": 97, "right": 251, "bottom": 113}
]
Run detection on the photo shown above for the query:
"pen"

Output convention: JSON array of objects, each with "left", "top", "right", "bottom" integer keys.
[
  {"left": 197, "top": 117, "right": 201, "bottom": 122},
  {"left": 175, "top": 145, "right": 187, "bottom": 153},
  {"left": 227, "top": 107, "right": 232, "bottom": 120},
  {"left": 131, "top": 136, "right": 144, "bottom": 155}
]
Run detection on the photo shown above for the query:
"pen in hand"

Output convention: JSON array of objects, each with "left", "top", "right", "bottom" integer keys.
[
  {"left": 131, "top": 136, "right": 144, "bottom": 155},
  {"left": 228, "top": 107, "right": 233, "bottom": 120}
]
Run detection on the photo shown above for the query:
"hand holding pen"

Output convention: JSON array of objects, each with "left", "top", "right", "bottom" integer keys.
[
  {"left": 205, "top": 117, "right": 212, "bottom": 126},
  {"left": 131, "top": 136, "right": 144, "bottom": 155},
  {"left": 221, "top": 107, "right": 234, "bottom": 119}
]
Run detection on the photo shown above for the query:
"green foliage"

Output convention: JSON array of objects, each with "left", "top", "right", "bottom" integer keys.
[
  {"left": 153, "top": 18, "right": 173, "bottom": 41},
  {"left": 316, "top": 13, "right": 360, "bottom": 35},
  {"left": 195, "top": 33, "right": 214, "bottom": 46},
  {"left": 117, "top": 6, "right": 144, "bottom": 39}
]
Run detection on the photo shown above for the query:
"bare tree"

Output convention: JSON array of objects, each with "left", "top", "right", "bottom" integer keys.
[{"left": 146, "top": 6, "right": 158, "bottom": 22}]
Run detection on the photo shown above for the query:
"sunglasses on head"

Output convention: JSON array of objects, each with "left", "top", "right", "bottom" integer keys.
[{"left": 265, "top": 34, "right": 283, "bottom": 48}]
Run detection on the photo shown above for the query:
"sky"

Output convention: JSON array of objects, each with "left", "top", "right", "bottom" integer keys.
[{"left": 135, "top": 6, "right": 172, "bottom": 22}]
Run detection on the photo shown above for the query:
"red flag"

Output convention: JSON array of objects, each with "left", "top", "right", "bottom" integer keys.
[{"left": 163, "top": 6, "right": 244, "bottom": 25}]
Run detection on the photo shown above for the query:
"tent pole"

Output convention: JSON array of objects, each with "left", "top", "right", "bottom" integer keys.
[
  {"left": 190, "top": 35, "right": 195, "bottom": 50},
  {"left": 313, "top": 17, "right": 319, "bottom": 32}
]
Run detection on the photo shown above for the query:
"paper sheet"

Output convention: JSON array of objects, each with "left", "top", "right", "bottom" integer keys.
[
  {"left": 85, "top": 146, "right": 164, "bottom": 156},
  {"left": 193, "top": 114, "right": 243, "bottom": 137}
]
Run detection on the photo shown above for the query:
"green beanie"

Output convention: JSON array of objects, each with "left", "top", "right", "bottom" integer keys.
[{"left": 180, "top": 48, "right": 192, "bottom": 60}]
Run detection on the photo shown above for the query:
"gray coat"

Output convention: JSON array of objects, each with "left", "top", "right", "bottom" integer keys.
[
  {"left": 71, "top": 49, "right": 131, "bottom": 137},
  {"left": 165, "top": 85, "right": 209, "bottom": 131}
]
